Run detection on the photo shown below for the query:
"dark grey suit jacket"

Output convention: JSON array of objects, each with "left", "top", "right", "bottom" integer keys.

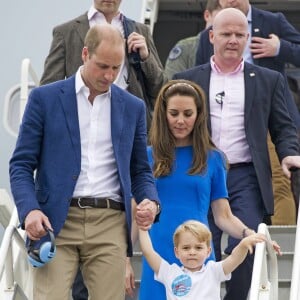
[
  {"left": 174, "top": 62, "right": 299, "bottom": 215},
  {"left": 40, "top": 13, "right": 167, "bottom": 112}
]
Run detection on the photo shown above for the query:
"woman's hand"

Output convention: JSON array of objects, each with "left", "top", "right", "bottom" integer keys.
[{"left": 270, "top": 240, "right": 282, "bottom": 256}]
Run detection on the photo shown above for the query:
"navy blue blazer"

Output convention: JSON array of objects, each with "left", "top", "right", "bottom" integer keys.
[
  {"left": 9, "top": 76, "right": 159, "bottom": 254},
  {"left": 174, "top": 62, "right": 299, "bottom": 215},
  {"left": 196, "top": 6, "right": 300, "bottom": 72},
  {"left": 195, "top": 6, "right": 300, "bottom": 127}
]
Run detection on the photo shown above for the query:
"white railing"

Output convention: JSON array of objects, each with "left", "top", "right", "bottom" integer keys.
[
  {"left": 143, "top": 0, "right": 159, "bottom": 34},
  {"left": 1, "top": 57, "right": 38, "bottom": 298},
  {"left": 19, "top": 58, "right": 39, "bottom": 121},
  {"left": 289, "top": 205, "right": 300, "bottom": 300},
  {"left": 0, "top": 188, "right": 32, "bottom": 299},
  {"left": 249, "top": 223, "right": 278, "bottom": 300},
  {"left": 0, "top": 207, "right": 31, "bottom": 299},
  {"left": 3, "top": 58, "right": 39, "bottom": 138},
  {"left": 0, "top": 209, "right": 26, "bottom": 280},
  {"left": 120, "top": 0, "right": 159, "bottom": 33}
]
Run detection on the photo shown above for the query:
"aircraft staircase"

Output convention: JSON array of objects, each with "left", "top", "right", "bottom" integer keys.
[
  {"left": 0, "top": 186, "right": 295, "bottom": 300},
  {"left": 1, "top": 57, "right": 298, "bottom": 300},
  {"left": 2, "top": 2, "right": 300, "bottom": 298}
]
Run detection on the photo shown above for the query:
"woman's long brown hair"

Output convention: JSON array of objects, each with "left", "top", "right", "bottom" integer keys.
[{"left": 149, "top": 79, "right": 217, "bottom": 177}]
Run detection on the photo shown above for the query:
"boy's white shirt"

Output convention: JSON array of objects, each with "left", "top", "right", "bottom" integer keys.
[{"left": 155, "top": 259, "right": 231, "bottom": 300}]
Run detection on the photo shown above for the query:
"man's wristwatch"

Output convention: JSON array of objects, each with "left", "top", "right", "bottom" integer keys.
[{"left": 154, "top": 201, "right": 161, "bottom": 215}]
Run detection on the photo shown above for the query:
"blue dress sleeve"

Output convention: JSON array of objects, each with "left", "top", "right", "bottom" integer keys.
[{"left": 209, "top": 150, "right": 229, "bottom": 202}]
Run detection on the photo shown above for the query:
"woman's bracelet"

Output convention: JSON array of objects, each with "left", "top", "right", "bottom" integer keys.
[
  {"left": 242, "top": 227, "right": 251, "bottom": 238},
  {"left": 242, "top": 227, "right": 256, "bottom": 238}
]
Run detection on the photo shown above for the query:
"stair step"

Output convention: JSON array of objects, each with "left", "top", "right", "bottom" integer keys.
[
  {"left": 220, "top": 226, "right": 296, "bottom": 252},
  {"left": 268, "top": 225, "right": 296, "bottom": 252}
]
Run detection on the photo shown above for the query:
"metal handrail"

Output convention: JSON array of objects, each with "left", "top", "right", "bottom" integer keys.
[
  {"left": 3, "top": 58, "right": 39, "bottom": 138},
  {"left": 19, "top": 58, "right": 39, "bottom": 121},
  {"left": 0, "top": 208, "right": 27, "bottom": 287},
  {"left": 289, "top": 204, "right": 300, "bottom": 300},
  {"left": 144, "top": 0, "right": 159, "bottom": 34},
  {"left": 249, "top": 223, "right": 278, "bottom": 300}
]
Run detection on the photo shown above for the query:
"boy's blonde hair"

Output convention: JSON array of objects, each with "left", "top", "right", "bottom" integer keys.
[{"left": 173, "top": 220, "right": 212, "bottom": 247}]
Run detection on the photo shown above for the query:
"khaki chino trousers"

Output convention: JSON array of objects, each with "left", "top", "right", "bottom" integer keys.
[
  {"left": 33, "top": 207, "right": 127, "bottom": 300},
  {"left": 268, "top": 135, "right": 296, "bottom": 225}
]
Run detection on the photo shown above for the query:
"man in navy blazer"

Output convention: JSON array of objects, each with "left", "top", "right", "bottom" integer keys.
[
  {"left": 174, "top": 8, "right": 300, "bottom": 300},
  {"left": 196, "top": 0, "right": 300, "bottom": 73},
  {"left": 196, "top": 0, "right": 300, "bottom": 125},
  {"left": 9, "top": 24, "right": 160, "bottom": 300},
  {"left": 193, "top": 0, "right": 300, "bottom": 294}
]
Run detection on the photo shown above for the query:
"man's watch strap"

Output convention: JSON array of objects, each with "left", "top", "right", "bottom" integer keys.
[{"left": 154, "top": 201, "right": 161, "bottom": 215}]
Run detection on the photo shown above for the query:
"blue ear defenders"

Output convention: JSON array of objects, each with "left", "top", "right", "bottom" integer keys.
[{"left": 27, "top": 228, "right": 56, "bottom": 268}]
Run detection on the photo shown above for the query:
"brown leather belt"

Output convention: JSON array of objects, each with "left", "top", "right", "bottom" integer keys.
[{"left": 70, "top": 197, "right": 125, "bottom": 211}]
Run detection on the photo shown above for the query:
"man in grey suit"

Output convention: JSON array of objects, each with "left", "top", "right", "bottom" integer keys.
[
  {"left": 174, "top": 8, "right": 300, "bottom": 299},
  {"left": 10, "top": 24, "right": 160, "bottom": 300},
  {"left": 40, "top": 0, "right": 167, "bottom": 129}
]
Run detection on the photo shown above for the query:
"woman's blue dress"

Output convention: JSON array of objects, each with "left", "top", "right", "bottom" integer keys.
[{"left": 139, "top": 146, "right": 228, "bottom": 300}]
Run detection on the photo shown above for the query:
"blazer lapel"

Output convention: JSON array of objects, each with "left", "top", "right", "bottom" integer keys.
[
  {"left": 251, "top": 6, "right": 264, "bottom": 65},
  {"left": 59, "top": 77, "right": 81, "bottom": 167},
  {"left": 199, "top": 64, "right": 212, "bottom": 133},
  {"left": 74, "top": 13, "right": 90, "bottom": 43},
  {"left": 111, "top": 85, "right": 125, "bottom": 155},
  {"left": 244, "top": 63, "right": 257, "bottom": 126}
]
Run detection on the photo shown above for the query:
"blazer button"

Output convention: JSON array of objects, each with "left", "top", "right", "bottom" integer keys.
[{"left": 72, "top": 175, "right": 78, "bottom": 180}]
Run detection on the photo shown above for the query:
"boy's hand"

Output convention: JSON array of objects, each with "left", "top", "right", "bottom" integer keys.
[{"left": 240, "top": 233, "right": 266, "bottom": 254}]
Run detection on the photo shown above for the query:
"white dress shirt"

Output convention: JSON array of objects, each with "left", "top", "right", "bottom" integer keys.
[{"left": 72, "top": 68, "right": 122, "bottom": 201}]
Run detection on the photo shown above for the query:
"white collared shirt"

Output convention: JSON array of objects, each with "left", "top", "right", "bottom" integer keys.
[
  {"left": 209, "top": 58, "right": 252, "bottom": 164},
  {"left": 87, "top": 5, "right": 128, "bottom": 90},
  {"left": 244, "top": 6, "right": 253, "bottom": 64},
  {"left": 72, "top": 68, "right": 121, "bottom": 201}
]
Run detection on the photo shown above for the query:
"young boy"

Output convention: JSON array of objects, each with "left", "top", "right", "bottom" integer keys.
[{"left": 139, "top": 220, "right": 268, "bottom": 300}]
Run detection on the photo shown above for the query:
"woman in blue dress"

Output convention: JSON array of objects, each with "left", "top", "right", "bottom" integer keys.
[{"left": 127, "top": 79, "right": 256, "bottom": 300}]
